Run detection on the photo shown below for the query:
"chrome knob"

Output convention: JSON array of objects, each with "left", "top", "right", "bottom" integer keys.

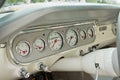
[
  {"left": 39, "top": 63, "right": 50, "bottom": 72},
  {"left": 20, "top": 68, "right": 30, "bottom": 78}
]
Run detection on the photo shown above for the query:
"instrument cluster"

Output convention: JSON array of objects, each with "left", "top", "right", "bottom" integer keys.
[{"left": 10, "top": 22, "right": 95, "bottom": 63}]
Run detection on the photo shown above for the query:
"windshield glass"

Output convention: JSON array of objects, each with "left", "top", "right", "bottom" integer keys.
[
  {"left": 3, "top": 0, "right": 120, "bottom": 4},
  {"left": 4, "top": 0, "right": 44, "bottom": 6},
  {"left": 0, "top": 0, "right": 45, "bottom": 13},
  {"left": 0, "top": 0, "right": 120, "bottom": 13}
]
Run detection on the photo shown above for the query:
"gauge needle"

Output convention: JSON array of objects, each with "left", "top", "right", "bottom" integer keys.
[
  {"left": 69, "top": 36, "right": 73, "bottom": 43},
  {"left": 89, "top": 34, "right": 92, "bottom": 37},
  {"left": 18, "top": 48, "right": 27, "bottom": 54},
  {"left": 81, "top": 36, "right": 85, "bottom": 39},
  {"left": 22, "top": 50, "right": 27, "bottom": 54},
  {"left": 38, "top": 46, "right": 42, "bottom": 49},
  {"left": 36, "top": 45, "right": 42, "bottom": 49},
  {"left": 52, "top": 39, "right": 58, "bottom": 48}
]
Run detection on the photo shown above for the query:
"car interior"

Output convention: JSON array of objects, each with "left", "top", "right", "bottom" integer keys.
[{"left": 0, "top": 0, "right": 120, "bottom": 80}]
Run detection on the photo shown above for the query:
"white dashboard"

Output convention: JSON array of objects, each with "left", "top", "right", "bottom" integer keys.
[{"left": 0, "top": 3, "right": 119, "bottom": 80}]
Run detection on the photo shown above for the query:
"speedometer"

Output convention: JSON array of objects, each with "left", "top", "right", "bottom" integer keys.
[
  {"left": 48, "top": 31, "right": 63, "bottom": 51},
  {"left": 66, "top": 29, "right": 78, "bottom": 46}
]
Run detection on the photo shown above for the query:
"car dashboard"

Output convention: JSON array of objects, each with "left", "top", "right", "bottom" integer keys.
[{"left": 0, "top": 3, "right": 119, "bottom": 80}]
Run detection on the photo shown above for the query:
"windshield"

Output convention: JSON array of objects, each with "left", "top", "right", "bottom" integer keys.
[
  {"left": 4, "top": 0, "right": 44, "bottom": 6},
  {"left": 3, "top": 0, "right": 120, "bottom": 6},
  {"left": 0, "top": 0, "right": 120, "bottom": 13}
]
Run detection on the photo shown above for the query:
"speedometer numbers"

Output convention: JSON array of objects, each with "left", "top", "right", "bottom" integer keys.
[
  {"left": 66, "top": 29, "right": 78, "bottom": 46},
  {"left": 48, "top": 32, "right": 63, "bottom": 51},
  {"left": 16, "top": 41, "right": 30, "bottom": 57},
  {"left": 33, "top": 38, "right": 45, "bottom": 52}
]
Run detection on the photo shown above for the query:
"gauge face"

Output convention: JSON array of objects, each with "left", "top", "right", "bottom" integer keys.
[
  {"left": 88, "top": 28, "right": 94, "bottom": 38},
  {"left": 16, "top": 41, "right": 30, "bottom": 56},
  {"left": 33, "top": 38, "right": 45, "bottom": 52},
  {"left": 66, "top": 29, "right": 78, "bottom": 46},
  {"left": 80, "top": 30, "right": 86, "bottom": 40},
  {"left": 48, "top": 32, "right": 63, "bottom": 51}
]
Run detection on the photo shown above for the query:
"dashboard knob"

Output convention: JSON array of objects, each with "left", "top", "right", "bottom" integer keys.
[
  {"left": 20, "top": 68, "right": 30, "bottom": 78},
  {"left": 38, "top": 63, "right": 50, "bottom": 72}
]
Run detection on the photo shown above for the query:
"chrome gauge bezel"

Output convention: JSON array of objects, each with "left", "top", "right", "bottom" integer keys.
[
  {"left": 48, "top": 31, "right": 63, "bottom": 51},
  {"left": 9, "top": 21, "right": 96, "bottom": 64},
  {"left": 33, "top": 38, "right": 45, "bottom": 52},
  {"left": 79, "top": 29, "right": 87, "bottom": 40},
  {"left": 65, "top": 29, "right": 78, "bottom": 47},
  {"left": 87, "top": 28, "right": 94, "bottom": 38},
  {"left": 15, "top": 40, "right": 31, "bottom": 57}
]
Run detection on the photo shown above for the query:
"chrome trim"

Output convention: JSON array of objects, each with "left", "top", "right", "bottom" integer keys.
[
  {"left": 9, "top": 31, "right": 33, "bottom": 65},
  {"left": 9, "top": 21, "right": 96, "bottom": 65}
]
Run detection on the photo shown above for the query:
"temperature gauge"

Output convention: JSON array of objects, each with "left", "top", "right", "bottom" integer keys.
[
  {"left": 48, "top": 32, "right": 63, "bottom": 51},
  {"left": 88, "top": 28, "right": 94, "bottom": 38},
  {"left": 80, "top": 30, "right": 86, "bottom": 40},
  {"left": 33, "top": 38, "right": 45, "bottom": 52},
  {"left": 16, "top": 41, "right": 30, "bottom": 56},
  {"left": 66, "top": 29, "right": 78, "bottom": 46}
]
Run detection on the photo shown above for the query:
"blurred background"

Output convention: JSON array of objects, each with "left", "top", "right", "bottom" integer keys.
[{"left": 3, "top": 0, "right": 120, "bottom": 6}]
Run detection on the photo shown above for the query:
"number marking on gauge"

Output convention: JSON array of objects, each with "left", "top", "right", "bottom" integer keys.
[
  {"left": 16, "top": 41, "right": 30, "bottom": 56},
  {"left": 48, "top": 32, "right": 63, "bottom": 51},
  {"left": 33, "top": 38, "right": 45, "bottom": 52},
  {"left": 66, "top": 29, "right": 78, "bottom": 46}
]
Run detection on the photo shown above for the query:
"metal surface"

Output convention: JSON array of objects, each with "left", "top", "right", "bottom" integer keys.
[{"left": 20, "top": 68, "right": 30, "bottom": 78}]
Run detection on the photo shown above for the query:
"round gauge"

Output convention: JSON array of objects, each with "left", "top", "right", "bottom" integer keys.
[
  {"left": 48, "top": 32, "right": 63, "bottom": 51},
  {"left": 88, "top": 28, "right": 94, "bottom": 38},
  {"left": 33, "top": 38, "right": 45, "bottom": 52},
  {"left": 16, "top": 41, "right": 30, "bottom": 56},
  {"left": 80, "top": 30, "right": 86, "bottom": 40},
  {"left": 66, "top": 29, "right": 78, "bottom": 46}
]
